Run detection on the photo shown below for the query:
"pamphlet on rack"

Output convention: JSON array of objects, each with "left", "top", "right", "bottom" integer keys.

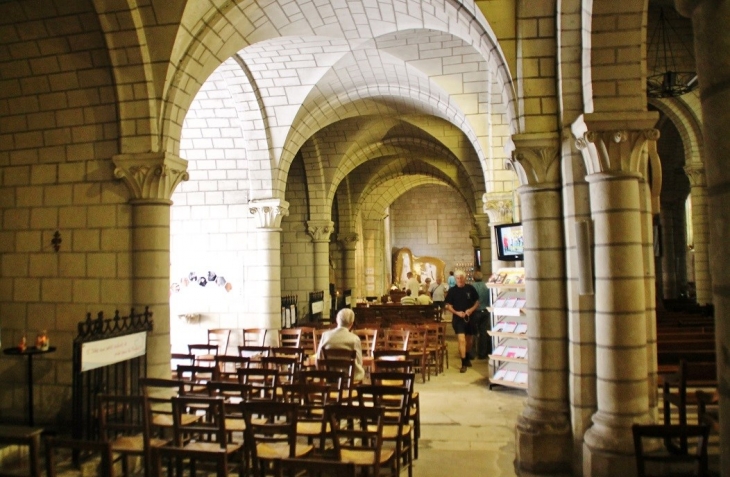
[
  {"left": 514, "top": 323, "right": 528, "bottom": 334},
  {"left": 515, "top": 372, "right": 528, "bottom": 384},
  {"left": 504, "top": 370, "right": 518, "bottom": 382},
  {"left": 492, "top": 322, "right": 506, "bottom": 332},
  {"left": 502, "top": 322, "right": 518, "bottom": 333},
  {"left": 492, "top": 345, "right": 505, "bottom": 356},
  {"left": 493, "top": 369, "right": 507, "bottom": 381}
]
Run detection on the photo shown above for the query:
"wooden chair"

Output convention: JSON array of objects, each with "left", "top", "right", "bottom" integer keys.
[
  {"left": 163, "top": 395, "right": 245, "bottom": 477},
  {"left": 297, "top": 369, "right": 346, "bottom": 405},
  {"left": 324, "top": 403, "right": 395, "bottom": 477},
  {"left": 171, "top": 353, "right": 194, "bottom": 377},
  {"left": 279, "top": 328, "right": 303, "bottom": 348},
  {"left": 270, "top": 346, "right": 306, "bottom": 368},
  {"left": 316, "top": 358, "right": 357, "bottom": 403},
  {"left": 357, "top": 384, "right": 413, "bottom": 477},
  {"left": 139, "top": 378, "right": 191, "bottom": 429},
  {"left": 97, "top": 394, "right": 167, "bottom": 477},
  {"left": 45, "top": 437, "right": 114, "bottom": 477},
  {"left": 381, "top": 329, "right": 410, "bottom": 352},
  {"left": 420, "top": 323, "right": 443, "bottom": 376},
  {"left": 208, "top": 328, "right": 232, "bottom": 356},
  {"left": 632, "top": 424, "right": 710, "bottom": 477},
  {"left": 261, "top": 356, "right": 300, "bottom": 386},
  {"left": 243, "top": 328, "right": 269, "bottom": 347},
  {"left": 296, "top": 326, "right": 317, "bottom": 357},
  {"left": 237, "top": 367, "right": 279, "bottom": 401},
  {"left": 273, "top": 457, "right": 356, "bottom": 477},
  {"left": 239, "top": 345, "right": 271, "bottom": 361},
  {"left": 280, "top": 382, "right": 336, "bottom": 448},
  {"left": 662, "top": 359, "right": 714, "bottom": 453},
  {"left": 371, "top": 371, "right": 420, "bottom": 460},
  {"left": 214, "top": 355, "right": 251, "bottom": 382},
  {"left": 175, "top": 364, "right": 216, "bottom": 396},
  {"left": 206, "top": 381, "right": 255, "bottom": 443},
  {"left": 188, "top": 343, "right": 219, "bottom": 367},
  {"left": 242, "top": 400, "right": 314, "bottom": 476},
  {"left": 695, "top": 389, "right": 719, "bottom": 433},
  {"left": 355, "top": 328, "right": 378, "bottom": 379},
  {"left": 406, "top": 328, "right": 429, "bottom": 383}
]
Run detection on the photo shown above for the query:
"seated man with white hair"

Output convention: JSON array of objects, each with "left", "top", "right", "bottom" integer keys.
[{"left": 316, "top": 308, "right": 365, "bottom": 382}]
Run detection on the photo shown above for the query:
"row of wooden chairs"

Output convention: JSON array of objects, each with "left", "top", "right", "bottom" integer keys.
[
  {"left": 94, "top": 352, "right": 419, "bottom": 477},
  {"left": 184, "top": 322, "right": 449, "bottom": 385}
]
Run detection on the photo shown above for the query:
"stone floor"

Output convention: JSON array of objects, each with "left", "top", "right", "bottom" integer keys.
[{"left": 412, "top": 353, "right": 523, "bottom": 477}]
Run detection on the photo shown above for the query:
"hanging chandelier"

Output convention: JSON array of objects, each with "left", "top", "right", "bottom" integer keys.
[{"left": 646, "top": 8, "right": 698, "bottom": 98}]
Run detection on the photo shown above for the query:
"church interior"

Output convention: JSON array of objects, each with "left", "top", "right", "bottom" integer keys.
[{"left": 0, "top": 0, "right": 728, "bottom": 475}]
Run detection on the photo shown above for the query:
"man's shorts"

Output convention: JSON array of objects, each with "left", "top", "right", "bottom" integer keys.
[{"left": 452, "top": 315, "right": 476, "bottom": 335}]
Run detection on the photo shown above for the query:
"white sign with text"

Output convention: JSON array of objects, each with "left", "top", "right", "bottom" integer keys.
[{"left": 81, "top": 331, "right": 147, "bottom": 372}]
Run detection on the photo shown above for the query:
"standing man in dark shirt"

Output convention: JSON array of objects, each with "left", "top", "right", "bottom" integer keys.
[{"left": 445, "top": 270, "right": 480, "bottom": 372}]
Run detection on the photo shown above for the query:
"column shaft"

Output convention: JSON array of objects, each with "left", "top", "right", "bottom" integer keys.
[
  {"left": 515, "top": 185, "right": 571, "bottom": 473},
  {"left": 246, "top": 229, "right": 282, "bottom": 344},
  {"left": 639, "top": 180, "right": 658, "bottom": 420},
  {"left": 583, "top": 172, "right": 649, "bottom": 473},
  {"left": 313, "top": 240, "right": 331, "bottom": 312},
  {"left": 131, "top": 203, "right": 172, "bottom": 379}
]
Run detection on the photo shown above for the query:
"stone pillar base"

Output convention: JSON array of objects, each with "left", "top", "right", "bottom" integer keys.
[
  {"left": 582, "top": 441, "right": 635, "bottom": 477},
  {"left": 515, "top": 416, "right": 572, "bottom": 474}
]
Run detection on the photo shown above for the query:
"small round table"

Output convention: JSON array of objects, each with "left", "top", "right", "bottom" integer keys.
[{"left": 3, "top": 346, "right": 57, "bottom": 426}]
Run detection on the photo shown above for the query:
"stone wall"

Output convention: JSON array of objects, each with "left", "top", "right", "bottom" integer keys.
[{"left": 390, "top": 184, "right": 476, "bottom": 280}]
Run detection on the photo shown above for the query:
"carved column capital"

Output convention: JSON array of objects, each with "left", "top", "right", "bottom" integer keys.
[
  {"left": 482, "top": 192, "right": 514, "bottom": 224},
  {"left": 572, "top": 112, "right": 660, "bottom": 177},
  {"left": 307, "top": 220, "right": 334, "bottom": 242},
  {"left": 684, "top": 164, "right": 707, "bottom": 187},
  {"left": 113, "top": 152, "right": 189, "bottom": 204},
  {"left": 508, "top": 132, "right": 561, "bottom": 187},
  {"left": 249, "top": 198, "right": 289, "bottom": 229},
  {"left": 338, "top": 232, "right": 359, "bottom": 250}
]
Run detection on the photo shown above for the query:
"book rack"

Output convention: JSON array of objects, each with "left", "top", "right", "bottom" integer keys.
[{"left": 487, "top": 267, "right": 527, "bottom": 391}]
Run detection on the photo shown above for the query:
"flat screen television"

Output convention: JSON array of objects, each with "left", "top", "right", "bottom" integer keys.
[{"left": 495, "top": 222, "right": 524, "bottom": 261}]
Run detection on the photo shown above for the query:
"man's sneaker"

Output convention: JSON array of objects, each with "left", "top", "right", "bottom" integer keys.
[{"left": 459, "top": 366, "right": 467, "bottom": 373}]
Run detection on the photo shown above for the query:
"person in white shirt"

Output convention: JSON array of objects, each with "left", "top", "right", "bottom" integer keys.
[
  {"left": 316, "top": 308, "right": 365, "bottom": 382},
  {"left": 429, "top": 276, "right": 448, "bottom": 319},
  {"left": 406, "top": 272, "right": 420, "bottom": 298}
]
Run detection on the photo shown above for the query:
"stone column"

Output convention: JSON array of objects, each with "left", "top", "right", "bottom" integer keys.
[
  {"left": 684, "top": 164, "right": 712, "bottom": 306},
  {"left": 509, "top": 133, "right": 571, "bottom": 474},
  {"left": 338, "top": 232, "right": 359, "bottom": 298},
  {"left": 575, "top": 114, "right": 658, "bottom": 476},
  {"left": 677, "top": 1, "right": 730, "bottom": 466},
  {"left": 473, "top": 213, "right": 493, "bottom": 277},
  {"left": 307, "top": 220, "right": 334, "bottom": 315},
  {"left": 113, "top": 152, "right": 189, "bottom": 379},
  {"left": 483, "top": 192, "right": 514, "bottom": 272},
  {"left": 249, "top": 199, "right": 289, "bottom": 346},
  {"left": 639, "top": 176, "right": 659, "bottom": 422}
]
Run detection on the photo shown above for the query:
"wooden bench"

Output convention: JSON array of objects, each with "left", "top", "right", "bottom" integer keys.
[{"left": 0, "top": 426, "right": 43, "bottom": 477}]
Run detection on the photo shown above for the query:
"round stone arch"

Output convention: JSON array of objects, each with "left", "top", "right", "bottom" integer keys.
[
  {"left": 648, "top": 97, "right": 704, "bottom": 167},
  {"left": 157, "top": 0, "right": 517, "bottom": 185}
]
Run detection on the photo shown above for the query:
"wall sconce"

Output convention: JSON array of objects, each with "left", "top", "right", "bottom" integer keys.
[{"left": 51, "top": 231, "right": 62, "bottom": 252}]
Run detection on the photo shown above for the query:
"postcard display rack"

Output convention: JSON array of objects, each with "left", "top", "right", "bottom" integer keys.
[{"left": 487, "top": 267, "right": 528, "bottom": 390}]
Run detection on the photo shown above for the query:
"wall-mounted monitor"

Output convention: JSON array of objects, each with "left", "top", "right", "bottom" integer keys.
[{"left": 495, "top": 222, "right": 524, "bottom": 261}]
